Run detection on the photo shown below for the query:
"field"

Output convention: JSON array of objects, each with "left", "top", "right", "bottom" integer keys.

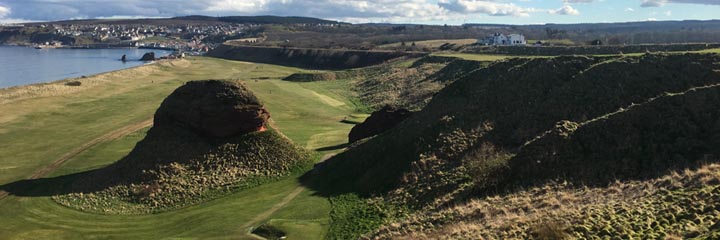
[
  {"left": 377, "top": 38, "right": 477, "bottom": 49},
  {"left": 0, "top": 57, "right": 365, "bottom": 239},
  {"left": 430, "top": 53, "right": 534, "bottom": 61}
]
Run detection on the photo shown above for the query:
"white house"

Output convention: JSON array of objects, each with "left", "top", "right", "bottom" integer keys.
[{"left": 478, "top": 33, "right": 527, "bottom": 46}]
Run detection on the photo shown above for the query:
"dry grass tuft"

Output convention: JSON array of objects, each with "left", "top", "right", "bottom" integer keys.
[{"left": 370, "top": 163, "right": 720, "bottom": 239}]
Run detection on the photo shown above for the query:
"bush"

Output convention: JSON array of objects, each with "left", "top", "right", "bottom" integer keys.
[{"left": 65, "top": 81, "right": 82, "bottom": 86}]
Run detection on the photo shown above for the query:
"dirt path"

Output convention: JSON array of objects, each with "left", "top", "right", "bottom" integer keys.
[
  {"left": 0, "top": 118, "right": 154, "bottom": 200},
  {"left": 242, "top": 186, "right": 306, "bottom": 235}
]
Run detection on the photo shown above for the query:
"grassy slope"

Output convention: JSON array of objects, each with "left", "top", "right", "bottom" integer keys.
[
  {"left": 377, "top": 39, "right": 477, "bottom": 49},
  {"left": 0, "top": 57, "right": 362, "bottom": 239},
  {"left": 430, "top": 53, "right": 521, "bottom": 61},
  {"left": 0, "top": 58, "right": 265, "bottom": 186},
  {"left": 434, "top": 47, "right": 720, "bottom": 62}
]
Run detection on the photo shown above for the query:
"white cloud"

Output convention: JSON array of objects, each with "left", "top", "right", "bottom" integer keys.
[
  {"left": 206, "top": 0, "right": 270, "bottom": 13},
  {"left": 563, "top": 0, "right": 594, "bottom": 3},
  {"left": 549, "top": 5, "right": 580, "bottom": 15},
  {"left": 645, "top": 17, "right": 658, "bottom": 21},
  {"left": 625, "top": 7, "right": 635, "bottom": 12},
  {"left": 202, "top": 0, "right": 451, "bottom": 23},
  {"left": 437, "top": 0, "right": 540, "bottom": 17},
  {"left": 0, "top": 5, "right": 10, "bottom": 18}
]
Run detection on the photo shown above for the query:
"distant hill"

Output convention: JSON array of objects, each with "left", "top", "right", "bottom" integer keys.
[
  {"left": 465, "top": 19, "right": 720, "bottom": 32},
  {"left": 464, "top": 20, "right": 720, "bottom": 44},
  {"left": 175, "top": 15, "right": 344, "bottom": 25},
  {"left": 26, "top": 15, "right": 343, "bottom": 26}
]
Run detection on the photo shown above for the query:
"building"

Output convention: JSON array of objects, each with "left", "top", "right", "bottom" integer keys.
[{"left": 478, "top": 33, "right": 527, "bottom": 46}]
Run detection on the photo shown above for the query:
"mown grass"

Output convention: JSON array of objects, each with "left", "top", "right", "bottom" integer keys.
[
  {"left": 0, "top": 57, "right": 364, "bottom": 239},
  {"left": 243, "top": 78, "right": 368, "bottom": 151}
]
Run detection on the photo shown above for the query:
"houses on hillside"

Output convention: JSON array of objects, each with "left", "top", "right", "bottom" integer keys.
[{"left": 478, "top": 33, "right": 527, "bottom": 46}]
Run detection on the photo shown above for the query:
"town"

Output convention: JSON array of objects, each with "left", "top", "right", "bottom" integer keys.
[{"left": 0, "top": 22, "right": 253, "bottom": 54}]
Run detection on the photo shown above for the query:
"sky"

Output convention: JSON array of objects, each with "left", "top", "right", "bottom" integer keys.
[{"left": 0, "top": 0, "right": 718, "bottom": 25}]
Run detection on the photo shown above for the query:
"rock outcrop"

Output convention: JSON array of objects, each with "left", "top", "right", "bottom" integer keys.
[
  {"left": 140, "top": 52, "right": 156, "bottom": 61},
  {"left": 154, "top": 80, "right": 270, "bottom": 138},
  {"left": 54, "top": 80, "right": 309, "bottom": 214},
  {"left": 348, "top": 106, "right": 413, "bottom": 143}
]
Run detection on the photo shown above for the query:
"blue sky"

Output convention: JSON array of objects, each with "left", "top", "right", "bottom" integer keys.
[{"left": 0, "top": 0, "right": 718, "bottom": 25}]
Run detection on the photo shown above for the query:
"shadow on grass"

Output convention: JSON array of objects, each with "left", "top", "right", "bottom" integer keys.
[
  {"left": 0, "top": 170, "right": 102, "bottom": 197},
  {"left": 315, "top": 143, "right": 350, "bottom": 152},
  {"left": 339, "top": 119, "right": 362, "bottom": 125}
]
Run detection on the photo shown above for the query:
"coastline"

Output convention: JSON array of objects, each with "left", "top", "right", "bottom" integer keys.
[
  {"left": 0, "top": 46, "right": 178, "bottom": 89},
  {"left": 1, "top": 43, "right": 178, "bottom": 51},
  {"left": 0, "top": 58, "right": 189, "bottom": 107},
  {"left": 0, "top": 59, "right": 173, "bottom": 91}
]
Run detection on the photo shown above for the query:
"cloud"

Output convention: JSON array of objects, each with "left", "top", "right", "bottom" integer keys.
[
  {"left": 625, "top": 7, "right": 635, "bottom": 12},
  {"left": 437, "top": 0, "right": 540, "bottom": 17},
  {"left": 563, "top": 0, "right": 594, "bottom": 3},
  {"left": 549, "top": 5, "right": 580, "bottom": 15},
  {"left": 0, "top": 5, "right": 10, "bottom": 18},
  {"left": 641, "top": 0, "right": 720, "bottom": 7},
  {"left": 0, "top": 0, "right": 453, "bottom": 23},
  {"left": 641, "top": 0, "right": 667, "bottom": 7}
]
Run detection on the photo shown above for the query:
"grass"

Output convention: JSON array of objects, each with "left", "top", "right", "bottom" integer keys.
[
  {"left": 0, "top": 57, "right": 365, "bottom": 239},
  {"left": 432, "top": 47, "right": 720, "bottom": 62},
  {"left": 326, "top": 194, "right": 391, "bottom": 240},
  {"left": 377, "top": 39, "right": 477, "bottom": 49},
  {"left": 430, "top": 53, "right": 520, "bottom": 61},
  {"left": 372, "top": 164, "right": 720, "bottom": 239},
  {"left": 695, "top": 48, "right": 720, "bottom": 54},
  {"left": 0, "top": 58, "right": 264, "bottom": 186},
  {"left": 243, "top": 78, "right": 367, "bottom": 151}
]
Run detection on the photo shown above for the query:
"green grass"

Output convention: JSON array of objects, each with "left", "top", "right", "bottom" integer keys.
[
  {"left": 49, "top": 128, "right": 149, "bottom": 178},
  {"left": 0, "top": 57, "right": 363, "bottom": 239},
  {"left": 377, "top": 39, "right": 477, "bottom": 49},
  {"left": 244, "top": 78, "right": 367, "bottom": 151},
  {"left": 695, "top": 48, "right": 720, "bottom": 54},
  {"left": 326, "top": 194, "right": 392, "bottom": 240},
  {"left": 431, "top": 53, "right": 519, "bottom": 61},
  {"left": 0, "top": 57, "right": 271, "bottom": 186}
]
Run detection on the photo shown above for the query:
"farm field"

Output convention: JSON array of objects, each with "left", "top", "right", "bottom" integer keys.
[{"left": 0, "top": 57, "right": 365, "bottom": 239}]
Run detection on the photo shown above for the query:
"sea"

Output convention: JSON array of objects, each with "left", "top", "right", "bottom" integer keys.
[{"left": 0, "top": 46, "right": 173, "bottom": 89}]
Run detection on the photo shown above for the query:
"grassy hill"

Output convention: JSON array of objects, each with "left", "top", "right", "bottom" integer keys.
[
  {"left": 311, "top": 53, "right": 720, "bottom": 238},
  {"left": 0, "top": 57, "right": 365, "bottom": 239},
  {"left": 53, "top": 92, "right": 313, "bottom": 214}
]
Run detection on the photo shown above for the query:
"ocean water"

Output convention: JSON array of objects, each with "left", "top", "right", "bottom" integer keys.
[{"left": 0, "top": 46, "right": 172, "bottom": 89}]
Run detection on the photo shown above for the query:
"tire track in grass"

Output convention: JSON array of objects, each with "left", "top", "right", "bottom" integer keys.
[
  {"left": 0, "top": 118, "right": 154, "bottom": 200},
  {"left": 242, "top": 186, "right": 306, "bottom": 237}
]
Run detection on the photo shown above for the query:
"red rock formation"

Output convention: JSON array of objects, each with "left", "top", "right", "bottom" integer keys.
[{"left": 154, "top": 80, "right": 270, "bottom": 138}]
